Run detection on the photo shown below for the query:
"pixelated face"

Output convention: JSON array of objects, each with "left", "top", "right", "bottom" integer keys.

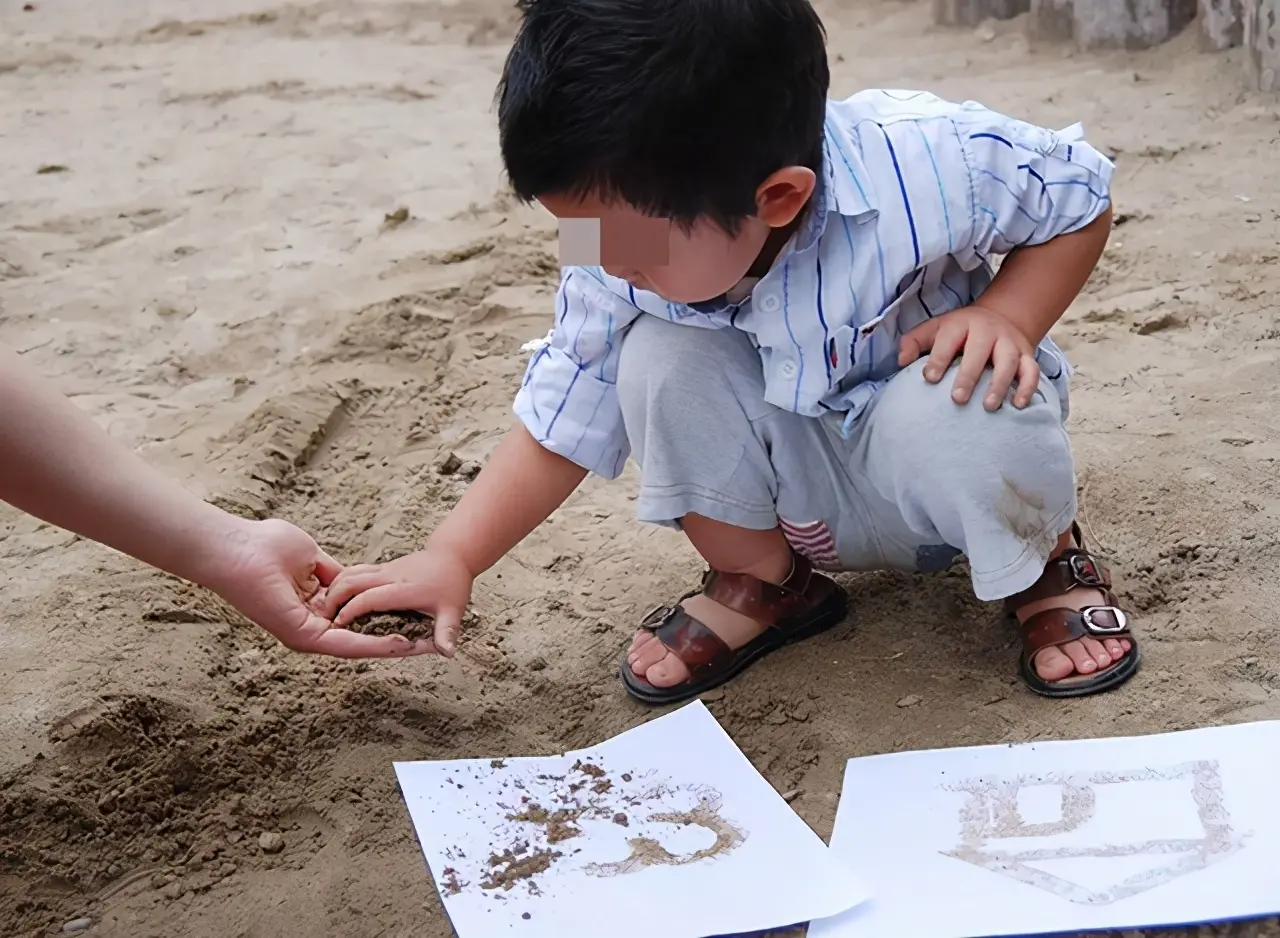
[{"left": 539, "top": 166, "right": 816, "bottom": 306}]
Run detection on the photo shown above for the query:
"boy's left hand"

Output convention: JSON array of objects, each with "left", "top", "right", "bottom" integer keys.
[{"left": 898, "top": 305, "right": 1040, "bottom": 411}]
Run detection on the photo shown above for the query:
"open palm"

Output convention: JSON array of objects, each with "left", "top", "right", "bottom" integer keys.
[{"left": 209, "top": 518, "right": 434, "bottom": 658}]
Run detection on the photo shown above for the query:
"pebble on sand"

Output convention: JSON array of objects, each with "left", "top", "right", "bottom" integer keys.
[
  {"left": 62, "top": 919, "right": 92, "bottom": 934},
  {"left": 258, "top": 831, "right": 285, "bottom": 854}
]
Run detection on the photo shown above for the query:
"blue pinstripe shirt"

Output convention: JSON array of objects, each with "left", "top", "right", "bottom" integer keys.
[{"left": 514, "top": 90, "right": 1114, "bottom": 479}]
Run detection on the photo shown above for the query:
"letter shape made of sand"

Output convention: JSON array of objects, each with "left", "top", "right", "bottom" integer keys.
[{"left": 583, "top": 788, "right": 747, "bottom": 878}]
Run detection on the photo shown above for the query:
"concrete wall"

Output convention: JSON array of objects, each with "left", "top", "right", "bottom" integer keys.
[{"left": 932, "top": 0, "right": 1279, "bottom": 91}]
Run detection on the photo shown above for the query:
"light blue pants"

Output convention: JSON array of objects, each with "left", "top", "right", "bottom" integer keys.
[{"left": 615, "top": 315, "right": 1077, "bottom": 602}]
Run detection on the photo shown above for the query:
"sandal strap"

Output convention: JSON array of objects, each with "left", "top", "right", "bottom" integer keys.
[
  {"left": 634, "top": 552, "right": 823, "bottom": 679},
  {"left": 1021, "top": 605, "right": 1133, "bottom": 664},
  {"left": 637, "top": 606, "right": 733, "bottom": 680},
  {"left": 1006, "top": 547, "right": 1113, "bottom": 611},
  {"left": 700, "top": 553, "right": 816, "bottom": 626}
]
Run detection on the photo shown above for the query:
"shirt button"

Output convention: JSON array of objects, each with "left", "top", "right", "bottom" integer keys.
[
  {"left": 780, "top": 360, "right": 797, "bottom": 378},
  {"left": 758, "top": 294, "right": 781, "bottom": 313}
]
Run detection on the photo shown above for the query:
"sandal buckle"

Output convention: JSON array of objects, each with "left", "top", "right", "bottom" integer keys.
[
  {"left": 639, "top": 604, "right": 678, "bottom": 629},
  {"left": 1067, "top": 553, "right": 1106, "bottom": 588},
  {"left": 1080, "top": 605, "right": 1128, "bottom": 634}
]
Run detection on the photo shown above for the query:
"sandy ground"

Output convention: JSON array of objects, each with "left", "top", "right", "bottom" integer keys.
[{"left": 1, "top": 0, "right": 1278, "bottom": 935}]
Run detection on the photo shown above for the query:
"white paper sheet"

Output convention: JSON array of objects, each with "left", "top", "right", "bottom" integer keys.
[
  {"left": 809, "top": 721, "right": 1280, "bottom": 938},
  {"left": 395, "top": 701, "right": 867, "bottom": 938}
]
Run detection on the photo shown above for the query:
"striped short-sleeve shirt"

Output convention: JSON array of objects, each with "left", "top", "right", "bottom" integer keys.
[{"left": 514, "top": 89, "right": 1114, "bottom": 479}]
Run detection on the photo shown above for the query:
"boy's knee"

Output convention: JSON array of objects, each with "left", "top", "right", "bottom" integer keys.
[
  {"left": 873, "top": 359, "right": 1071, "bottom": 470},
  {"left": 617, "top": 317, "right": 754, "bottom": 415},
  {"left": 618, "top": 317, "right": 694, "bottom": 409}
]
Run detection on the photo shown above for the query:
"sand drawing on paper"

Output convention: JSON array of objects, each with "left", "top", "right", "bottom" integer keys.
[
  {"left": 940, "top": 760, "right": 1248, "bottom": 905},
  {"left": 437, "top": 759, "right": 747, "bottom": 899},
  {"left": 584, "top": 787, "right": 746, "bottom": 877}
]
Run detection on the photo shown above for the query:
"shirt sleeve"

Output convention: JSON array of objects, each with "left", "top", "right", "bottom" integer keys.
[
  {"left": 512, "top": 267, "right": 643, "bottom": 480},
  {"left": 951, "top": 103, "right": 1115, "bottom": 259}
]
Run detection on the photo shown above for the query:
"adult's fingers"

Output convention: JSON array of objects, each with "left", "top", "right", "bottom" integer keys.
[
  {"left": 1012, "top": 355, "right": 1042, "bottom": 409},
  {"left": 897, "top": 318, "right": 940, "bottom": 368},
  {"left": 432, "top": 604, "right": 464, "bottom": 658},
  {"left": 983, "top": 341, "right": 1021, "bottom": 411},
  {"left": 332, "top": 582, "right": 411, "bottom": 627},
  {"left": 313, "top": 549, "right": 344, "bottom": 586},
  {"left": 309, "top": 626, "right": 437, "bottom": 659}
]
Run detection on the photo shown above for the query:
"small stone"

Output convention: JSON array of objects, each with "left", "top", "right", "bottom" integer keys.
[
  {"left": 258, "top": 832, "right": 285, "bottom": 854},
  {"left": 896, "top": 695, "right": 923, "bottom": 708},
  {"left": 226, "top": 831, "right": 243, "bottom": 845},
  {"left": 161, "top": 881, "right": 184, "bottom": 900},
  {"left": 436, "top": 452, "right": 462, "bottom": 475},
  {"left": 522, "top": 912, "right": 532, "bottom": 920},
  {"left": 459, "top": 460, "right": 482, "bottom": 481},
  {"left": 62, "top": 918, "right": 92, "bottom": 934}
]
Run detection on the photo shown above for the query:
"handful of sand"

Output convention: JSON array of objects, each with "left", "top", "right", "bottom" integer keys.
[{"left": 346, "top": 611, "right": 435, "bottom": 642}]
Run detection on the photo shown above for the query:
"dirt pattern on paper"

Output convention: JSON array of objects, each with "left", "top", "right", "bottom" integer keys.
[
  {"left": 436, "top": 758, "right": 747, "bottom": 898},
  {"left": 583, "top": 792, "right": 747, "bottom": 877},
  {"left": 942, "top": 760, "right": 1248, "bottom": 905},
  {"left": 1, "top": 1, "right": 1278, "bottom": 937}
]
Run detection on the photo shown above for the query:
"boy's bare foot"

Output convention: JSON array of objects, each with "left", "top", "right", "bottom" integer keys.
[
  {"left": 1013, "top": 580, "right": 1131, "bottom": 680},
  {"left": 621, "top": 556, "right": 848, "bottom": 706},
  {"left": 1007, "top": 524, "right": 1139, "bottom": 696},
  {"left": 627, "top": 593, "right": 772, "bottom": 688},
  {"left": 629, "top": 524, "right": 1138, "bottom": 697}
]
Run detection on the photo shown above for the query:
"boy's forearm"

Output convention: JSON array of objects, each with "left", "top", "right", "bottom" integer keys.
[
  {"left": 0, "top": 344, "right": 242, "bottom": 586},
  {"left": 975, "top": 206, "right": 1112, "bottom": 345},
  {"left": 428, "top": 424, "right": 588, "bottom": 576}
]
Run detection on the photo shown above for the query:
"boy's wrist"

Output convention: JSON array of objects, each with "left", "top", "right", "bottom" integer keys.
[
  {"left": 424, "top": 530, "right": 487, "bottom": 581},
  {"left": 971, "top": 300, "right": 1043, "bottom": 348}
]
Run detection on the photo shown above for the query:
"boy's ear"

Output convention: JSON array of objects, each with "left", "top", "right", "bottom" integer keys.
[{"left": 755, "top": 167, "right": 818, "bottom": 229}]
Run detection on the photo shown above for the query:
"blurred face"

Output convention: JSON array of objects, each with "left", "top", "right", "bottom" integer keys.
[{"left": 541, "top": 166, "right": 816, "bottom": 306}]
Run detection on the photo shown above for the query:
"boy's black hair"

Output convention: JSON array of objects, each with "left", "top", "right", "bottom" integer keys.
[{"left": 496, "top": 0, "right": 830, "bottom": 235}]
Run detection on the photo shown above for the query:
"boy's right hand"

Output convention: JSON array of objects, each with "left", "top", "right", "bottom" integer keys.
[{"left": 322, "top": 547, "right": 474, "bottom": 657}]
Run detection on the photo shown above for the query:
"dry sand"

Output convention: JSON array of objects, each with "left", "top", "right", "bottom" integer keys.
[{"left": 1, "top": 1, "right": 1278, "bottom": 936}]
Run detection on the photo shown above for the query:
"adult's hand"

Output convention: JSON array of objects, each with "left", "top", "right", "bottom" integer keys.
[
  {"left": 204, "top": 516, "right": 434, "bottom": 658},
  {"left": 1, "top": 342, "right": 430, "bottom": 658}
]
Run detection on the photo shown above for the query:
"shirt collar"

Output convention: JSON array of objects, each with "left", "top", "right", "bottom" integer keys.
[{"left": 792, "top": 105, "right": 879, "bottom": 253}]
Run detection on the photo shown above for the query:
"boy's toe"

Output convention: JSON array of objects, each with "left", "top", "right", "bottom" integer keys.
[
  {"left": 1033, "top": 644, "right": 1077, "bottom": 682},
  {"left": 644, "top": 654, "right": 692, "bottom": 688},
  {"left": 626, "top": 631, "right": 651, "bottom": 661},
  {"left": 626, "top": 631, "right": 693, "bottom": 688},
  {"left": 627, "top": 631, "right": 669, "bottom": 673}
]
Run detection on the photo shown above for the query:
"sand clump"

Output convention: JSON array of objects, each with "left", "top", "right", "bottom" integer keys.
[{"left": 346, "top": 612, "right": 436, "bottom": 643}]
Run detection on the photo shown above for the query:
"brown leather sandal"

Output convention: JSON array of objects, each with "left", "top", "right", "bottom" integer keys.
[
  {"left": 620, "top": 552, "right": 849, "bottom": 707},
  {"left": 1005, "top": 524, "right": 1141, "bottom": 698}
]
